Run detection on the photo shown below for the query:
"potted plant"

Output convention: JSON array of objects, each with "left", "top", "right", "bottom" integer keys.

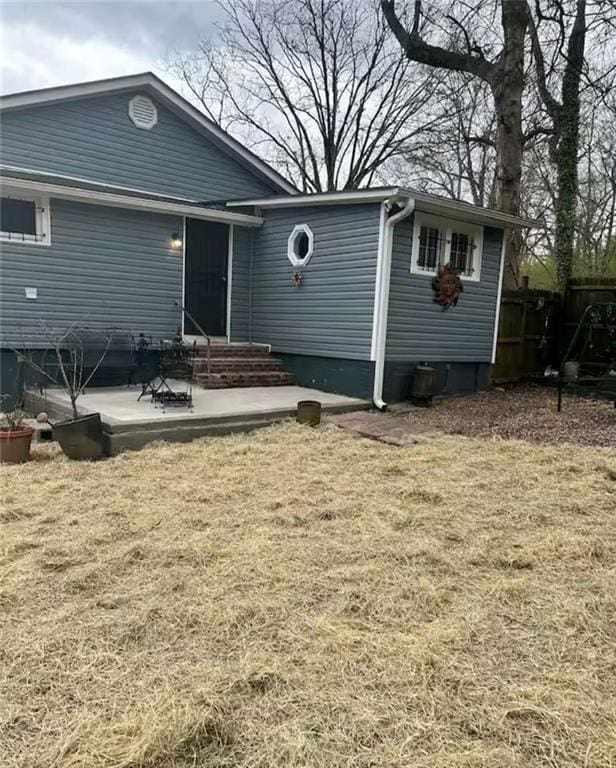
[
  {"left": 14, "top": 325, "right": 113, "bottom": 461},
  {"left": 0, "top": 406, "right": 34, "bottom": 464}
]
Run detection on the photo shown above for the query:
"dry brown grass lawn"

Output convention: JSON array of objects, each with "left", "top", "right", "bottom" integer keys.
[{"left": 1, "top": 423, "right": 616, "bottom": 768}]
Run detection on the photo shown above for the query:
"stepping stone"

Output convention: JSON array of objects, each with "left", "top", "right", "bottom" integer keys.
[{"left": 328, "top": 411, "right": 441, "bottom": 446}]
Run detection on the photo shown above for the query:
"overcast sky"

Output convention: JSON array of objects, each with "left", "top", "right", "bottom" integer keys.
[{"left": 0, "top": 0, "right": 222, "bottom": 95}]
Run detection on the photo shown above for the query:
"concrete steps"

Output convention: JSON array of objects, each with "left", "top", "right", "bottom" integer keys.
[{"left": 192, "top": 344, "right": 294, "bottom": 389}]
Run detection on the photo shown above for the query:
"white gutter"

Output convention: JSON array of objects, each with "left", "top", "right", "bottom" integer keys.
[
  {"left": 491, "top": 229, "right": 508, "bottom": 364},
  {"left": 0, "top": 177, "right": 263, "bottom": 227},
  {"left": 372, "top": 197, "right": 415, "bottom": 410},
  {"left": 227, "top": 187, "right": 538, "bottom": 229},
  {"left": 227, "top": 188, "right": 400, "bottom": 209}
]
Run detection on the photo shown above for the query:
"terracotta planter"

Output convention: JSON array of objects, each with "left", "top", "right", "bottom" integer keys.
[{"left": 0, "top": 427, "right": 34, "bottom": 464}]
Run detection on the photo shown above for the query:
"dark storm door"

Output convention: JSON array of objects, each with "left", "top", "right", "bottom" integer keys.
[{"left": 184, "top": 219, "right": 229, "bottom": 336}]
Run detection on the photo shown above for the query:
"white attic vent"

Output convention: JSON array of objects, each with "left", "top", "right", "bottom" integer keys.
[{"left": 128, "top": 94, "right": 158, "bottom": 130}]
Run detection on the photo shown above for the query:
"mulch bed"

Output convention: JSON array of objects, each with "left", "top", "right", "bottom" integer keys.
[{"left": 393, "top": 384, "right": 616, "bottom": 447}]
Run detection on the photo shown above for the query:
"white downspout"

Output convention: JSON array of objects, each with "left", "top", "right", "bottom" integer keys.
[
  {"left": 490, "top": 229, "right": 507, "bottom": 364},
  {"left": 372, "top": 197, "right": 415, "bottom": 410}
]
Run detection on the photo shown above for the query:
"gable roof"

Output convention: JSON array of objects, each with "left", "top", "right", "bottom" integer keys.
[{"left": 0, "top": 72, "right": 298, "bottom": 196}]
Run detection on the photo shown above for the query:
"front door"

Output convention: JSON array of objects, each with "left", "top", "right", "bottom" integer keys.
[{"left": 184, "top": 219, "right": 229, "bottom": 337}]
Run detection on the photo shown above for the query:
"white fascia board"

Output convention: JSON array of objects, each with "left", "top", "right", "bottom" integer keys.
[
  {"left": 0, "top": 164, "right": 203, "bottom": 203},
  {"left": 229, "top": 187, "right": 538, "bottom": 229},
  {"left": 0, "top": 73, "right": 298, "bottom": 196},
  {"left": 0, "top": 178, "right": 264, "bottom": 227},
  {"left": 0, "top": 73, "right": 156, "bottom": 109},
  {"left": 227, "top": 188, "right": 402, "bottom": 208},
  {"left": 404, "top": 189, "right": 538, "bottom": 229}
]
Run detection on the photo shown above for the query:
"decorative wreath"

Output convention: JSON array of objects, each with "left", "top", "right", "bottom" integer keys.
[{"left": 432, "top": 263, "right": 463, "bottom": 309}]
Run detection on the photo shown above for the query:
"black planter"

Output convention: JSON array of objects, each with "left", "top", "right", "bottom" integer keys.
[{"left": 53, "top": 413, "right": 106, "bottom": 460}]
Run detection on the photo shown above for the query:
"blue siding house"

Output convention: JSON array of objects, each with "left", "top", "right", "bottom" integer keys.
[{"left": 0, "top": 73, "right": 534, "bottom": 407}]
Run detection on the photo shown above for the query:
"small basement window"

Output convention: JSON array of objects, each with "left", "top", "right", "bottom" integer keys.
[
  {"left": 287, "top": 223, "right": 314, "bottom": 267},
  {"left": 411, "top": 213, "right": 483, "bottom": 281},
  {"left": 0, "top": 192, "right": 50, "bottom": 246}
]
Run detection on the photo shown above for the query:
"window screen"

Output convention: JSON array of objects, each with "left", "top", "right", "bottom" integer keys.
[
  {"left": 1, "top": 198, "right": 37, "bottom": 236},
  {"left": 418, "top": 225, "right": 441, "bottom": 270},
  {"left": 450, "top": 231, "right": 471, "bottom": 275}
]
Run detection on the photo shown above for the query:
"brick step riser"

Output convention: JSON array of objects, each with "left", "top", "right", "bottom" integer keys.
[
  {"left": 198, "top": 382, "right": 287, "bottom": 390},
  {"left": 193, "top": 361, "right": 284, "bottom": 373},
  {"left": 195, "top": 372, "right": 294, "bottom": 382},
  {"left": 194, "top": 346, "right": 271, "bottom": 358},
  {"left": 195, "top": 373, "right": 295, "bottom": 389}
]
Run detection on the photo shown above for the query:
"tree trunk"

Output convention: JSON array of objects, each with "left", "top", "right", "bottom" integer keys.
[
  {"left": 491, "top": 0, "right": 528, "bottom": 289},
  {"left": 554, "top": 0, "right": 586, "bottom": 292},
  {"left": 554, "top": 115, "right": 580, "bottom": 291}
]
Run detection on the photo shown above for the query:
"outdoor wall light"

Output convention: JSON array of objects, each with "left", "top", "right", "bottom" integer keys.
[{"left": 171, "top": 232, "right": 183, "bottom": 249}]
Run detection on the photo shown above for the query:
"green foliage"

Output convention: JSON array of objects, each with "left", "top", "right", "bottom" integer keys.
[{"left": 522, "top": 247, "right": 616, "bottom": 290}]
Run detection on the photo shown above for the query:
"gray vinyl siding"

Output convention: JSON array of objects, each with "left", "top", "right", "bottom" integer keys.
[
  {"left": 249, "top": 204, "right": 382, "bottom": 360},
  {"left": 0, "top": 198, "right": 183, "bottom": 347},
  {"left": 0, "top": 91, "right": 275, "bottom": 201},
  {"left": 386, "top": 217, "right": 503, "bottom": 361},
  {"left": 230, "top": 226, "right": 252, "bottom": 342}
]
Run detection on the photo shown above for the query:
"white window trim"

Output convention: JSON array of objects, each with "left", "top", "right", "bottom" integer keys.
[
  {"left": 411, "top": 212, "right": 483, "bottom": 282},
  {"left": 287, "top": 223, "right": 314, "bottom": 268},
  {"left": 0, "top": 190, "right": 51, "bottom": 246}
]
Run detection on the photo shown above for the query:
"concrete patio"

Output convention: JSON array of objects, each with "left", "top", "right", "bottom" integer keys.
[{"left": 25, "top": 381, "right": 369, "bottom": 454}]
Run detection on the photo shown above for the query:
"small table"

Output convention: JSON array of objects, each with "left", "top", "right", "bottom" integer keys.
[{"left": 138, "top": 339, "right": 195, "bottom": 412}]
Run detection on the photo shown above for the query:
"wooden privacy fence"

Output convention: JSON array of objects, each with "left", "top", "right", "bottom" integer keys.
[
  {"left": 492, "top": 289, "right": 560, "bottom": 384},
  {"left": 493, "top": 277, "right": 616, "bottom": 384}
]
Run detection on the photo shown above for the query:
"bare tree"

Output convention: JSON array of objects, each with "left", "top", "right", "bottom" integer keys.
[
  {"left": 13, "top": 324, "right": 113, "bottom": 421},
  {"left": 168, "top": 0, "right": 439, "bottom": 192},
  {"left": 389, "top": 73, "right": 498, "bottom": 206},
  {"left": 529, "top": 0, "right": 615, "bottom": 289},
  {"left": 381, "top": 0, "right": 533, "bottom": 288},
  {"left": 575, "top": 94, "right": 616, "bottom": 274}
]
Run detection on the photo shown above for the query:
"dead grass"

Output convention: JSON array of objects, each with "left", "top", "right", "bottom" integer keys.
[{"left": 1, "top": 422, "right": 616, "bottom": 768}]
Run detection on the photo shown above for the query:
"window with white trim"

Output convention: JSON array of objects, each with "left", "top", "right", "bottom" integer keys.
[
  {"left": 0, "top": 192, "right": 50, "bottom": 246},
  {"left": 411, "top": 213, "right": 482, "bottom": 281},
  {"left": 287, "top": 223, "right": 314, "bottom": 267}
]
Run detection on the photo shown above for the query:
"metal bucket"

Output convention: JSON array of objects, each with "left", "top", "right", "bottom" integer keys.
[
  {"left": 297, "top": 400, "right": 322, "bottom": 426},
  {"left": 411, "top": 365, "right": 438, "bottom": 405}
]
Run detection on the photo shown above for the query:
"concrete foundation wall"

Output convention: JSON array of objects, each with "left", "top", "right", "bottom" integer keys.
[
  {"left": 383, "top": 361, "right": 491, "bottom": 403},
  {"left": 278, "top": 353, "right": 375, "bottom": 399}
]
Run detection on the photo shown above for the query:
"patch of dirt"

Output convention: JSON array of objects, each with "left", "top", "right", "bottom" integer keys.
[{"left": 393, "top": 384, "right": 616, "bottom": 447}]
